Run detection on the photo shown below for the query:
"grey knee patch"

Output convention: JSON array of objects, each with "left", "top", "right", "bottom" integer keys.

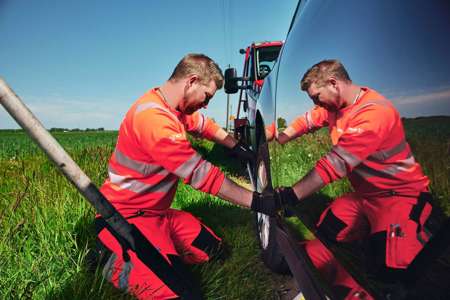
[
  {"left": 102, "top": 253, "right": 117, "bottom": 282},
  {"left": 118, "top": 260, "right": 133, "bottom": 291}
]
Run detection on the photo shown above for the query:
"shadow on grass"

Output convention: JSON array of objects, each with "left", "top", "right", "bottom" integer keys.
[
  {"left": 195, "top": 141, "right": 249, "bottom": 177},
  {"left": 182, "top": 197, "right": 254, "bottom": 232}
]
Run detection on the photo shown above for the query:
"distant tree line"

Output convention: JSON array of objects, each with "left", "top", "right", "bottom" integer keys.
[
  {"left": 49, "top": 127, "right": 105, "bottom": 132},
  {"left": 0, "top": 128, "right": 111, "bottom": 133}
]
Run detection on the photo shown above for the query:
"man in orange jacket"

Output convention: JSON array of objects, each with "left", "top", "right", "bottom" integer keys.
[
  {"left": 276, "top": 60, "right": 438, "bottom": 299},
  {"left": 96, "top": 53, "right": 279, "bottom": 299}
]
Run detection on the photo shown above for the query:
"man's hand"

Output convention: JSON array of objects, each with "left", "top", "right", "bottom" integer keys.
[
  {"left": 275, "top": 187, "right": 299, "bottom": 206},
  {"left": 250, "top": 191, "right": 281, "bottom": 216},
  {"left": 230, "top": 141, "right": 255, "bottom": 162},
  {"left": 276, "top": 132, "right": 291, "bottom": 145}
]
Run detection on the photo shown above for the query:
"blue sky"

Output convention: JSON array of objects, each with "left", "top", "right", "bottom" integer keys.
[{"left": 0, "top": 0, "right": 298, "bottom": 129}]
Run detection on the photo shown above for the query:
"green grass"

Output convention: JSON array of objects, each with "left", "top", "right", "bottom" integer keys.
[
  {"left": 402, "top": 117, "right": 450, "bottom": 211},
  {"left": 0, "top": 116, "right": 448, "bottom": 299},
  {"left": 0, "top": 131, "right": 284, "bottom": 299}
]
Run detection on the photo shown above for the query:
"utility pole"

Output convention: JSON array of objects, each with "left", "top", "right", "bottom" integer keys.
[
  {"left": 230, "top": 104, "right": 233, "bottom": 131},
  {"left": 226, "top": 64, "right": 230, "bottom": 132}
]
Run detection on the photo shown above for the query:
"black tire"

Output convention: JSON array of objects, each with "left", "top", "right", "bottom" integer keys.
[
  {"left": 254, "top": 213, "right": 289, "bottom": 274},
  {"left": 253, "top": 136, "right": 289, "bottom": 274}
]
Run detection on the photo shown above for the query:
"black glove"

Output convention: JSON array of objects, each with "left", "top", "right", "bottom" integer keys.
[
  {"left": 230, "top": 141, "right": 255, "bottom": 162},
  {"left": 275, "top": 187, "right": 299, "bottom": 206},
  {"left": 250, "top": 191, "right": 281, "bottom": 216}
]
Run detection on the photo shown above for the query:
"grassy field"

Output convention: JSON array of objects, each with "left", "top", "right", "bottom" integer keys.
[
  {"left": 0, "top": 116, "right": 449, "bottom": 299},
  {"left": 0, "top": 130, "right": 286, "bottom": 299}
]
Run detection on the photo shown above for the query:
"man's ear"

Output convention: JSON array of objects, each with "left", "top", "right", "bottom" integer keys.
[
  {"left": 328, "top": 77, "right": 338, "bottom": 87},
  {"left": 187, "top": 74, "right": 199, "bottom": 87}
]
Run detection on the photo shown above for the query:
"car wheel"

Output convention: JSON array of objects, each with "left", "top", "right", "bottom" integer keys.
[{"left": 253, "top": 140, "right": 290, "bottom": 274}]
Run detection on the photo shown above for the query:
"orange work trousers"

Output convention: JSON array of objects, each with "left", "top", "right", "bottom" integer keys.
[{"left": 97, "top": 209, "right": 221, "bottom": 299}]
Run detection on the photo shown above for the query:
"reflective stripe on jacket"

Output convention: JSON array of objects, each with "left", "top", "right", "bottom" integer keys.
[
  {"left": 289, "top": 87, "right": 429, "bottom": 197},
  {"left": 100, "top": 88, "right": 225, "bottom": 216}
]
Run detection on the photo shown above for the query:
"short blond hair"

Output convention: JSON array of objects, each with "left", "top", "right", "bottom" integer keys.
[
  {"left": 301, "top": 59, "right": 351, "bottom": 91},
  {"left": 169, "top": 53, "right": 224, "bottom": 89}
]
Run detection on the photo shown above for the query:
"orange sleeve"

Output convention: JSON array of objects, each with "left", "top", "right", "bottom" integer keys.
[
  {"left": 314, "top": 104, "right": 395, "bottom": 183},
  {"left": 134, "top": 109, "right": 225, "bottom": 194},
  {"left": 183, "top": 111, "right": 221, "bottom": 140},
  {"left": 289, "top": 106, "right": 329, "bottom": 137},
  {"left": 315, "top": 159, "right": 342, "bottom": 185}
]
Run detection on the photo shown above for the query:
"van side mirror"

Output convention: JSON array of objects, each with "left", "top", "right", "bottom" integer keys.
[{"left": 224, "top": 68, "right": 239, "bottom": 94}]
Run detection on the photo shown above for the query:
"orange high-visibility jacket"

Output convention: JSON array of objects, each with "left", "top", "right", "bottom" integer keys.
[
  {"left": 100, "top": 88, "right": 225, "bottom": 216},
  {"left": 289, "top": 87, "right": 429, "bottom": 197}
]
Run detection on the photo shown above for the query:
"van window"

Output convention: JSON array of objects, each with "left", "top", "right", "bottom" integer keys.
[{"left": 256, "top": 46, "right": 282, "bottom": 79}]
